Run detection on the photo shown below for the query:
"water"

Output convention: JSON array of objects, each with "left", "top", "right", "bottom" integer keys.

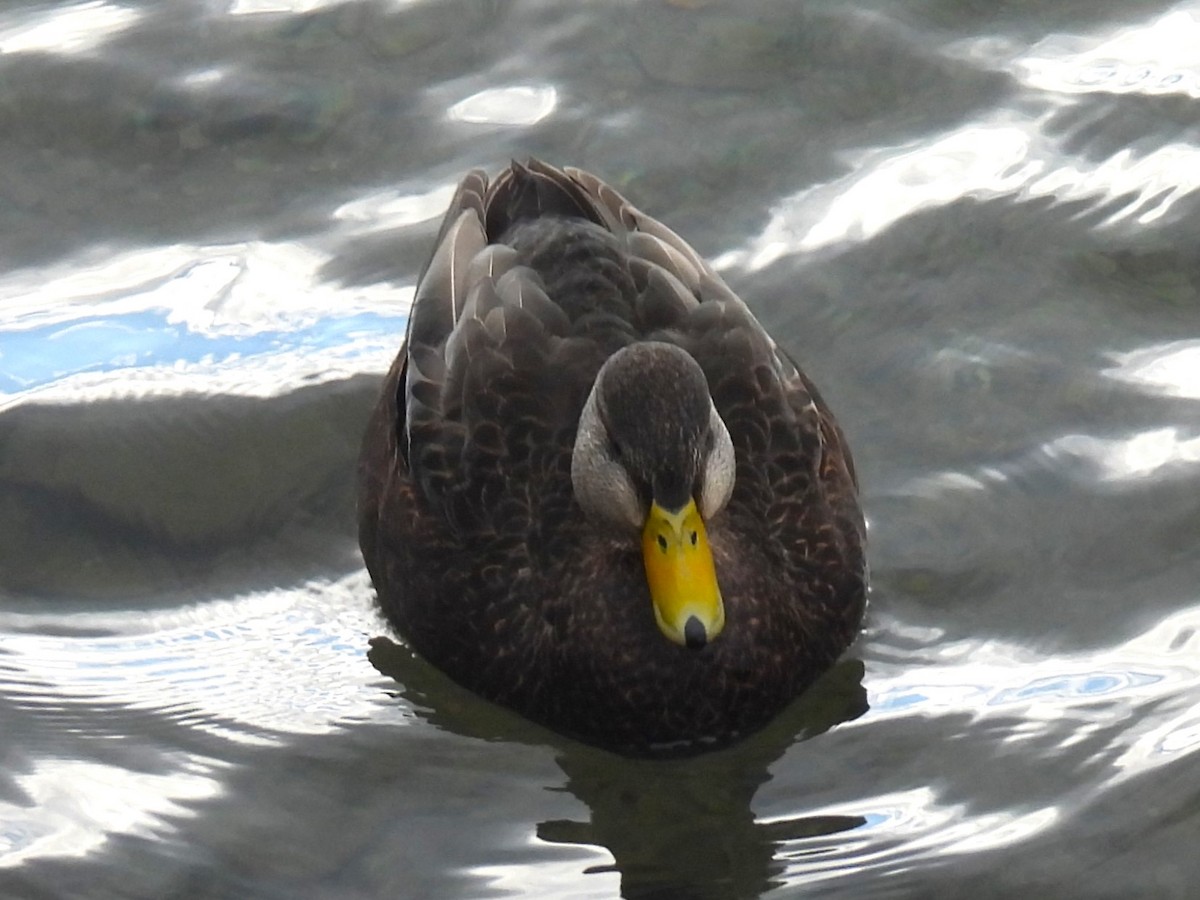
[{"left": 2, "top": 1, "right": 1200, "bottom": 897}]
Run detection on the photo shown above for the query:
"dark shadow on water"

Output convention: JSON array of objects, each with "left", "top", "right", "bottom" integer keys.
[{"left": 369, "top": 637, "right": 868, "bottom": 900}]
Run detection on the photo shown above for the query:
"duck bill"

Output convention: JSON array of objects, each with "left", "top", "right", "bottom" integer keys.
[{"left": 641, "top": 498, "right": 725, "bottom": 649}]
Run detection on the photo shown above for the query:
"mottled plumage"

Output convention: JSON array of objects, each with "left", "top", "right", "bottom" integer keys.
[{"left": 358, "top": 160, "right": 866, "bottom": 755}]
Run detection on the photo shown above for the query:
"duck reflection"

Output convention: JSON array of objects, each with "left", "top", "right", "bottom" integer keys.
[{"left": 369, "top": 638, "right": 867, "bottom": 899}]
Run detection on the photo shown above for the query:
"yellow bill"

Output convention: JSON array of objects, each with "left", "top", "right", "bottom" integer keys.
[{"left": 641, "top": 498, "right": 725, "bottom": 649}]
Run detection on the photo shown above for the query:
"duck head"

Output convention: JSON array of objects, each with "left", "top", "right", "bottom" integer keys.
[{"left": 571, "top": 342, "right": 735, "bottom": 649}]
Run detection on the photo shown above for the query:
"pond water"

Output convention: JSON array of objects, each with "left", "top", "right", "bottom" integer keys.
[{"left": 3, "top": 1, "right": 1200, "bottom": 897}]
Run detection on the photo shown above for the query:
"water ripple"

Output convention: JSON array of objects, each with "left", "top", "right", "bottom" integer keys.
[
  {"left": 772, "top": 790, "right": 1059, "bottom": 888},
  {"left": 754, "top": 604, "right": 1200, "bottom": 891},
  {"left": 0, "top": 755, "right": 222, "bottom": 869},
  {"left": 0, "top": 572, "right": 390, "bottom": 746},
  {"left": 717, "top": 9, "right": 1200, "bottom": 270}
]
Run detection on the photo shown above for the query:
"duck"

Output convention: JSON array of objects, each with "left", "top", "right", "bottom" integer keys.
[{"left": 358, "top": 159, "right": 866, "bottom": 755}]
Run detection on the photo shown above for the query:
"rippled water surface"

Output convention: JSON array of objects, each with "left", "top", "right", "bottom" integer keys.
[{"left": 3, "top": 1, "right": 1200, "bottom": 897}]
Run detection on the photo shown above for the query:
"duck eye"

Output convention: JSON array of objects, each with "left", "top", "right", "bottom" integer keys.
[
  {"left": 656, "top": 534, "right": 668, "bottom": 552},
  {"left": 689, "top": 530, "right": 698, "bottom": 546}
]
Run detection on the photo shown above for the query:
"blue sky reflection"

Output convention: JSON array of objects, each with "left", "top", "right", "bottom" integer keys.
[{"left": 0, "top": 308, "right": 406, "bottom": 396}]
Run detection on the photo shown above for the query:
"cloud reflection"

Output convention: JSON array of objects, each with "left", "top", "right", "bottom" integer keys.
[
  {"left": 1105, "top": 339, "right": 1200, "bottom": 399},
  {"left": 471, "top": 840, "right": 618, "bottom": 900},
  {"left": 1018, "top": 7, "right": 1200, "bottom": 98},
  {"left": 0, "top": 1, "right": 138, "bottom": 56},
  {"left": 713, "top": 114, "right": 1039, "bottom": 266},
  {"left": 0, "top": 757, "right": 219, "bottom": 868},
  {"left": 448, "top": 85, "right": 558, "bottom": 126},
  {"left": 716, "top": 110, "right": 1200, "bottom": 267},
  {"left": 1111, "top": 607, "right": 1200, "bottom": 776},
  {"left": 0, "top": 573, "right": 389, "bottom": 744},
  {"left": 0, "top": 242, "right": 405, "bottom": 335},
  {"left": 334, "top": 181, "right": 459, "bottom": 229},
  {"left": 0, "top": 241, "right": 410, "bottom": 405},
  {"left": 793, "top": 602, "right": 1200, "bottom": 887},
  {"left": 1044, "top": 428, "right": 1200, "bottom": 482},
  {"left": 228, "top": 0, "right": 343, "bottom": 14},
  {"left": 0, "top": 324, "right": 403, "bottom": 407},
  {"left": 771, "top": 787, "right": 1058, "bottom": 888},
  {"left": 866, "top": 603, "right": 1200, "bottom": 770},
  {"left": 717, "top": 8, "right": 1200, "bottom": 269}
]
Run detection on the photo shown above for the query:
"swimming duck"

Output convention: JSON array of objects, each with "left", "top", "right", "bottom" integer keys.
[{"left": 358, "top": 160, "right": 866, "bottom": 755}]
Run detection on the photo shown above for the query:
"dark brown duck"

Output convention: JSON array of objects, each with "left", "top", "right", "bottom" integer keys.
[{"left": 358, "top": 160, "right": 866, "bottom": 755}]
